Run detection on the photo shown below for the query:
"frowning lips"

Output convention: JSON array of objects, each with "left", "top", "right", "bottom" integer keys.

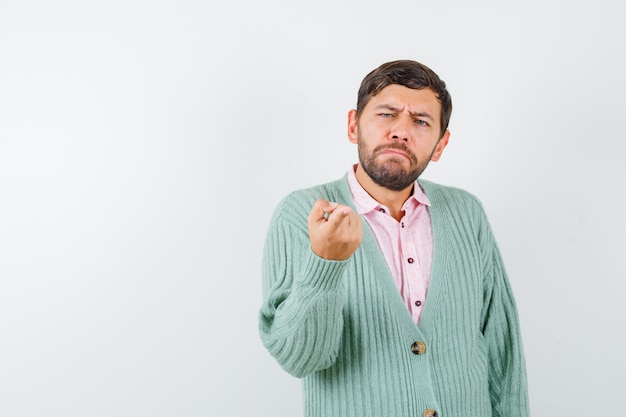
[{"left": 374, "top": 144, "right": 418, "bottom": 164}]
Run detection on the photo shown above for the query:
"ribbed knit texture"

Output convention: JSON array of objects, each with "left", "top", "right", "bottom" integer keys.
[{"left": 259, "top": 176, "right": 529, "bottom": 417}]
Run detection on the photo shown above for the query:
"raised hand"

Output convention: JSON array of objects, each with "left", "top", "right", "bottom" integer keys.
[{"left": 307, "top": 199, "right": 363, "bottom": 261}]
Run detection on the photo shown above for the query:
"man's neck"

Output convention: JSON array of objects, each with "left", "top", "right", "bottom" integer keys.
[{"left": 354, "top": 164, "right": 412, "bottom": 221}]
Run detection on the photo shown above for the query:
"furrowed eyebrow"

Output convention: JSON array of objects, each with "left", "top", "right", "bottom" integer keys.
[
  {"left": 409, "top": 111, "right": 434, "bottom": 121},
  {"left": 374, "top": 104, "right": 401, "bottom": 112},
  {"left": 373, "top": 104, "right": 434, "bottom": 120}
]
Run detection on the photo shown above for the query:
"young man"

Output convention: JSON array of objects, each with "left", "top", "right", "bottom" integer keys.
[{"left": 259, "top": 60, "right": 529, "bottom": 417}]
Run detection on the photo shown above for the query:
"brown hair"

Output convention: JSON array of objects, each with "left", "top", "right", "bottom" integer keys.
[{"left": 356, "top": 60, "right": 452, "bottom": 138}]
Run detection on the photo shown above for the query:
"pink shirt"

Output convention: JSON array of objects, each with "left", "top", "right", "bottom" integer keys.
[{"left": 347, "top": 166, "right": 433, "bottom": 324}]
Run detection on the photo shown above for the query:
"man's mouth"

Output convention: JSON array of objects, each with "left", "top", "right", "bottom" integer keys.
[{"left": 376, "top": 147, "right": 414, "bottom": 162}]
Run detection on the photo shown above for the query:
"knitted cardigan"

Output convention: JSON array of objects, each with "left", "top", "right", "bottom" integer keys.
[{"left": 259, "top": 176, "right": 529, "bottom": 417}]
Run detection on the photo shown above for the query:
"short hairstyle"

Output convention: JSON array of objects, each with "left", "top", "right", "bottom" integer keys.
[{"left": 356, "top": 60, "right": 452, "bottom": 137}]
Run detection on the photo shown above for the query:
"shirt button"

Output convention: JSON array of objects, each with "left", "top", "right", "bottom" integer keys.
[
  {"left": 411, "top": 341, "right": 427, "bottom": 355},
  {"left": 423, "top": 409, "right": 437, "bottom": 417},
  {"left": 407, "top": 258, "right": 414, "bottom": 264},
  {"left": 414, "top": 300, "right": 422, "bottom": 307},
  {"left": 378, "top": 207, "right": 386, "bottom": 213}
]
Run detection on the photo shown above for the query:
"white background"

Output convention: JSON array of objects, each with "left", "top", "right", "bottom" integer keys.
[{"left": 1, "top": 1, "right": 624, "bottom": 416}]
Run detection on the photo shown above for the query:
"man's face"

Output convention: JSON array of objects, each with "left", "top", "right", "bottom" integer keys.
[{"left": 348, "top": 84, "right": 449, "bottom": 191}]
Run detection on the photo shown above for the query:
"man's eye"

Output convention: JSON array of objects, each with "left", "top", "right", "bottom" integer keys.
[
  {"left": 379, "top": 113, "right": 393, "bottom": 117},
  {"left": 415, "top": 119, "right": 428, "bottom": 126}
]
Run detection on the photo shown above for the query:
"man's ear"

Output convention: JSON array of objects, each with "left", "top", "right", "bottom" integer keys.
[
  {"left": 430, "top": 130, "right": 450, "bottom": 162},
  {"left": 347, "top": 109, "right": 358, "bottom": 144}
]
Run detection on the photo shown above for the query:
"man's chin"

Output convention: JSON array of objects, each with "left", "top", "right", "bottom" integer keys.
[{"left": 371, "top": 171, "right": 419, "bottom": 191}]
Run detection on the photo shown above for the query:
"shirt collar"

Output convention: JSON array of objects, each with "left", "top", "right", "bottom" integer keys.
[{"left": 347, "top": 164, "right": 431, "bottom": 215}]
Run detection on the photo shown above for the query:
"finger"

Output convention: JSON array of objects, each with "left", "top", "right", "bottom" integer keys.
[
  {"left": 320, "top": 201, "right": 339, "bottom": 215},
  {"left": 326, "top": 205, "right": 352, "bottom": 226},
  {"left": 309, "top": 199, "right": 338, "bottom": 223}
]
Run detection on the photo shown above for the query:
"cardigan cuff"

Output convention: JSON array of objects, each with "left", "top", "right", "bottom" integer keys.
[{"left": 295, "top": 249, "right": 348, "bottom": 293}]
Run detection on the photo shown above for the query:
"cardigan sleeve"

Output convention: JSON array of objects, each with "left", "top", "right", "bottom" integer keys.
[
  {"left": 479, "top": 213, "right": 530, "bottom": 417},
  {"left": 258, "top": 196, "right": 349, "bottom": 378}
]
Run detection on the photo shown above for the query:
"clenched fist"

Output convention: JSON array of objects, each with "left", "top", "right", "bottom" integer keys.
[{"left": 308, "top": 198, "right": 363, "bottom": 260}]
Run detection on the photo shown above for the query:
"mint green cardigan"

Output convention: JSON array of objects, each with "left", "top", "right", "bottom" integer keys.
[{"left": 259, "top": 176, "right": 529, "bottom": 417}]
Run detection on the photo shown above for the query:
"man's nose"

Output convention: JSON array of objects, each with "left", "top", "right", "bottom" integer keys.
[{"left": 390, "top": 115, "right": 411, "bottom": 142}]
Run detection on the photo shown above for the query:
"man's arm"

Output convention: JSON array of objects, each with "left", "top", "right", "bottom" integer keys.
[
  {"left": 259, "top": 197, "right": 362, "bottom": 378},
  {"left": 480, "top": 220, "right": 530, "bottom": 417}
]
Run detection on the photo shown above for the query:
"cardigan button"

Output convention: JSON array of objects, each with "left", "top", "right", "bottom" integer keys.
[
  {"left": 423, "top": 409, "right": 437, "bottom": 417},
  {"left": 411, "top": 341, "right": 427, "bottom": 355}
]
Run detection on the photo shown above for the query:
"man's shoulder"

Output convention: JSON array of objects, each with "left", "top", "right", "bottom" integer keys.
[
  {"left": 419, "top": 178, "right": 479, "bottom": 199},
  {"left": 418, "top": 179, "right": 484, "bottom": 212},
  {"left": 272, "top": 176, "right": 350, "bottom": 222},
  {"left": 282, "top": 176, "right": 349, "bottom": 205}
]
